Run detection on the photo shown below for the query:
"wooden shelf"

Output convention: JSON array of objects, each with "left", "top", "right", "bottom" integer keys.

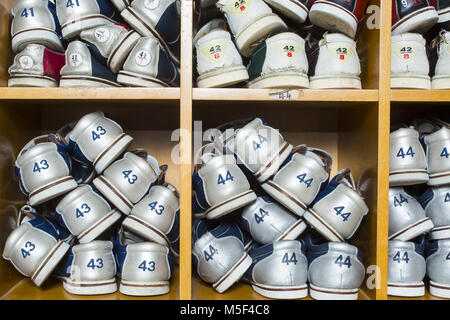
[
  {"left": 0, "top": 88, "right": 180, "bottom": 100},
  {"left": 0, "top": 267, "right": 179, "bottom": 300},
  {"left": 193, "top": 88, "right": 379, "bottom": 102},
  {"left": 391, "top": 90, "right": 450, "bottom": 102}
]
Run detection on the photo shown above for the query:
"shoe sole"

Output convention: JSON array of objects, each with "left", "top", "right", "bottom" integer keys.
[
  {"left": 261, "top": 180, "right": 308, "bottom": 217},
  {"left": 212, "top": 252, "right": 252, "bottom": 293},
  {"left": 93, "top": 133, "right": 134, "bottom": 174},
  {"left": 63, "top": 278, "right": 118, "bottom": 295},
  {"left": 388, "top": 217, "right": 434, "bottom": 241},
  {"left": 60, "top": 76, "right": 121, "bottom": 88},
  {"left": 430, "top": 281, "right": 450, "bottom": 299},
  {"left": 251, "top": 282, "right": 308, "bottom": 299},
  {"left": 309, "top": 1, "right": 358, "bottom": 38},
  {"left": 32, "top": 240, "right": 70, "bottom": 287},
  {"left": 8, "top": 75, "right": 58, "bottom": 87},
  {"left": 392, "top": 7, "right": 439, "bottom": 35},
  {"left": 389, "top": 169, "right": 429, "bottom": 186},
  {"left": 206, "top": 190, "right": 257, "bottom": 220},
  {"left": 77, "top": 209, "right": 122, "bottom": 244},
  {"left": 303, "top": 208, "right": 345, "bottom": 242},
  {"left": 235, "top": 13, "right": 287, "bottom": 57},
  {"left": 117, "top": 71, "right": 169, "bottom": 88},
  {"left": 121, "top": 7, "right": 180, "bottom": 66},
  {"left": 391, "top": 74, "right": 431, "bottom": 89},
  {"left": 388, "top": 281, "right": 425, "bottom": 297},
  {"left": 120, "top": 280, "right": 170, "bottom": 296},
  {"left": 429, "top": 226, "right": 450, "bottom": 241},
  {"left": 122, "top": 214, "right": 169, "bottom": 246},
  {"left": 108, "top": 31, "right": 141, "bottom": 73},
  {"left": 263, "top": 0, "right": 308, "bottom": 24},
  {"left": 28, "top": 176, "right": 78, "bottom": 207},
  {"left": 254, "top": 142, "right": 293, "bottom": 183},
  {"left": 247, "top": 72, "right": 309, "bottom": 89},
  {"left": 61, "top": 15, "right": 117, "bottom": 40},
  {"left": 432, "top": 75, "right": 450, "bottom": 90},
  {"left": 197, "top": 66, "right": 249, "bottom": 88},
  {"left": 309, "top": 283, "right": 359, "bottom": 300},
  {"left": 428, "top": 171, "right": 450, "bottom": 186},
  {"left": 93, "top": 175, "right": 134, "bottom": 215},
  {"left": 276, "top": 218, "right": 307, "bottom": 241},
  {"left": 310, "top": 74, "right": 361, "bottom": 89},
  {"left": 12, "top": 28, "right": 63, "bottom": 53}
]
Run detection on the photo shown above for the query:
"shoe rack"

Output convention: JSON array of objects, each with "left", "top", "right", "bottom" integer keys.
[{"left": 0, "top": 0, "right": 448, "bottom": 301}]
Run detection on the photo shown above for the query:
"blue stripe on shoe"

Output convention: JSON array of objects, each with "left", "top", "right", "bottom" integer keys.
[{"left": 90, "top": 53, "right": 117, "bottom": 82}]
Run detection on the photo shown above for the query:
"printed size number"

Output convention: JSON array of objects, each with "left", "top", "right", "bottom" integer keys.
[
  {"left": 446, "top": 252, "right": 450, "bottom": 260},
  {"left": 297, "top": 173, "right": 313, "bottom": 188},
  {"left": 204, "top": 245, "right": 218, "bottom": 262},
  {"left": 334, "top": 206, "right": 351, "bottom": 222},
  {"left": 445, "top": 193, "right": 450, "bottom": 203},
  {"left": 283, "top": 45, "right": 295, "bottom": 57},
  {"left": 400, "top": 46, "right": 412, "bottom": 59},
  {"left": 33, "top": 160, "right": 49, "bottom": 173},
  {"left": 66, "top": 0, "right": 81, "bottom": 8},
  {"left": 393, "top": 251, "right": 410, "bottom": 263},
  {"left": 122, "top": 170, "right": 138, "bottom": 184},
  {"left": 234, "top": 0, "right": 246, "bottom": 11},
  {"left": 396, "top": 146, "right": 415, "bottom": 158},
  {"left": 336, "top": 47, "right": 348, "bottom": 60},
  {"left": 148, "top": 201, "right": 165, "bottom": 215},
  {"left": 335, "top": 255, "right": 352, "bottom": 268},
  {"left": 441, "top": 147, "right": 449, "bottom": 159},
  {"left": 21, "top": 8, "right": 34, "bottom": 18},
  {"left": 138, "top": 260, "right": 156, "bottom": 272},
  {"left": 87, "top": 258, "right": 103, "bottom": 269},
  {"left": 282, "top": 252, "right": 297, "bottom": 265},
  {"left": 209, "top": 45, "right": 222, "bottom": 60},
  {"left": 92, "top": 126, "right": 107, "bottom": 141},
  {"left": 393, "top": 194, "right": 408, "bottom": 207},
  {"left": 217, "top": 171, "right": 234, "bottom": 185},
  {"left": 21, "top": 241, "right": 35, "bottom": 259},
  {"left": 76, "top": 203, "right": 91, "bottom": 218},
  {"left": 254, "top": 208, "right": 269, "bottom": 224},
  {"left": 252, "top": 134, "right": 268, "bottom": 151}
]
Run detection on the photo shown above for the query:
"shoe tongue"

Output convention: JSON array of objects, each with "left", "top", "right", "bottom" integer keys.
[
  {"left": 201, "top": 152, "right": 216, "bottom": 164},
  {"left": 305, "top": 150, "right": 325, "bottom": 166},
  {"left": 412, "top": 119, "right": 440, "bottom": 137},
  {"left": 334, "top": 168, "right": 356, "bottom": 190},
  {"left": 121, "top": 229, "right": 145, "bottom": 245}
]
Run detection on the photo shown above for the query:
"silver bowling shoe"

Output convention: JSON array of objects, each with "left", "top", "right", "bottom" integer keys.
[
  {"left": 15, "top": 134, "right": 78, "bottom": 206},
  {"left": 261, "top": 145, "right": 332, "bottom": 217},
  {"left": 65, "top": 111, "right": 134, "bottom": 174},
  {"left": 426, "top": 239, "right": 450, "bottom": 298},
  {"left": 244, "top": 240, "right": 308, "bottom": 299},
  {"left": 423, "top": 126, "right": 450, "bottom": 186},
  {"left": 419, "top": 185, "right": 450, "bottom": 240},
  {"left": 93, "top": 151, "right": 166, "bottom": 215},
  {"left": 192, "top": 220, "right": 252, "bottom": 293},
  {"left": 389, "top": 187, "right": 434, "bottom": 241},
  {"left": 303, "top": 168, "right": 369, "bottom": 242},
  {"left": 388, "top": 238, "right": 426, "bottom": 297}
]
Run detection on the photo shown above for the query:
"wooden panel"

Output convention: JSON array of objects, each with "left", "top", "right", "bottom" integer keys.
[
  {"left": 338, "top": 103, "right": 379, "bottom": 300},
  {"left": 391, "top": 90, "right": 450, "bottom": 102},
  {"left": 179, "top": 0, "right": 194, "bottom": 300},
  {"left": 0, "top": 1, "right": 14, "bottom": 86}
]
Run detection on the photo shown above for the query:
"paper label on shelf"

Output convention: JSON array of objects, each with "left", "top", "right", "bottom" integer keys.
[
  {"left": 392, "top": 44, "right": 420, "bottom": 61},
  {"left": 226, "top": 0, "right": 250, "bottom": 14},
  {"left": 268, "top": 89, "right": 300, "bottom": 100},
  {"left": 327, "top": 44, "right": 354, "bottom": 63},
  {"left": 200, "top": 41, "right": 228, "bottom": 63},
  {"left": 271, "top": 43, "right": 300, "bottom": 59}
]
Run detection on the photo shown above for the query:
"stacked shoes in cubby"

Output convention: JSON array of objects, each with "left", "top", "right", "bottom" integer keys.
[
  {"left": 2, "top": 111, "right": 180, "bottom": 297},
  {"left": 193, "top": 0, "right": 370, "bottom": 89},
  {"left": 191, "top": 117, "right": 370, "bottom": 300},
  {"left": 8, "top": 0, "right": 180, "bottom": 88},
  {"left": 390, "top": 0, "right": 450, "bottom": 90},
  {"left": 388, "top": 115, "right": 450, "bottom": 299}
]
